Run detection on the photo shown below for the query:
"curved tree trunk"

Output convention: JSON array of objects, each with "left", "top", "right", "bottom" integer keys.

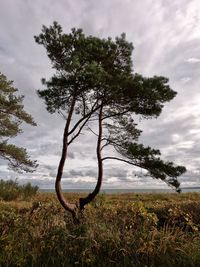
[
  {"left": 55, "top": 99, "right": 104, "bottom": 221},
  {"left": 79, "top": 104, "right": 103, "bottom": 210},
  {"left": 55, "top": 97, "right": 79, "bottom": 222}
]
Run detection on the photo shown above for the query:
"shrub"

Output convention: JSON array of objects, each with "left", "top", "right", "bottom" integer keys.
[
  {"left": 21, "top": 182, "right": 39, "bottom": 199},
  {"left": 0, "top": 179, "right": 20, "bottom": 201},
  {"left": 0, "top": 179, "right": 38, "bottom": 201}
]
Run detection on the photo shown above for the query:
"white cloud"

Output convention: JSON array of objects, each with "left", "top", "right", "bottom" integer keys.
[
  {"left": 180, "top": 77, "right": 191, "bottom": 83},
  {"left": 186, "top": 57, "right": 200, "bottom": 63}
]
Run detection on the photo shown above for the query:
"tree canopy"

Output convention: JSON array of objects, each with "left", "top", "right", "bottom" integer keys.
[
  {"left": 35, "top": 22, "right": 186, "bottom": 221},
  {"left": 0, "top": 72, "right": 37, "bottom": 172}
]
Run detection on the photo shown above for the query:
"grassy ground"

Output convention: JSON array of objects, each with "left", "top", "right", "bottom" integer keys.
[{"left": 0, "top": 192, "right": 200, "bottom": 267}]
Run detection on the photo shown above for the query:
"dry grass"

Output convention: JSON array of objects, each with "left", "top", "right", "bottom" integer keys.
[{"left": 0, "top": 192, "right": 200, "bottom": 266}]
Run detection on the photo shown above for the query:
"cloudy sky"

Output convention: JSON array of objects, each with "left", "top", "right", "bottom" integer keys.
[{"left": 0, "top": 0, "right": 200, "bottom": 190}]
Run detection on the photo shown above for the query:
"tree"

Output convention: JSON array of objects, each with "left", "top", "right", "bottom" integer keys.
[
  {"left": 0, "top": 72, "right": 37, "bottom": 172},
  {"left": 35, "top": 22, "right": 186, "bottom": 221}
]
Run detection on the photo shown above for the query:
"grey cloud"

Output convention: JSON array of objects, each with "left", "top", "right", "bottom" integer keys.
[
  {"left": 179, "top": 170, "right": 200, "bottom": 187},
  {"left": 62, "top": 169, "right": 97, "bottom": 179},
  {"left": 104, "top": 167, "right": 128, "bottom": 179},
  {"left": 68, "top": 152, "right": 75, "bottom": 159},
  {"left": 140, "top": 114, "right": 197, "bottom": 145},
  {"left": 0, "top": 45, "right": 5, "bottom": 52},
  {"left": 50, "top": 164, "right": 129, "bottom": 183},
  {"left": 42, "top": 165, "right": 56, "bottom": 172}
]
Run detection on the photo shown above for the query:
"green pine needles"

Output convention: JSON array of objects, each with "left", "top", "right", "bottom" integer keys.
[{"left": 0, "top": 73, "right": 37, "bottom": 172}]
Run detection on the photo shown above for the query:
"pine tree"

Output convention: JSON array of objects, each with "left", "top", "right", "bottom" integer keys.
[{"left": 0, "top": 72, "right": 37, "bottom": 172}]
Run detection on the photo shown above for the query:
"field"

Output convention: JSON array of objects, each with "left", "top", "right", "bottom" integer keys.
[{"left": 0, "top": 192, "right": 200, "bottom": 267}]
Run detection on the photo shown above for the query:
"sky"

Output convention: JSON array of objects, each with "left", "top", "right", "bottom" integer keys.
[{"left": 0, "top": 0, "right": 200, "bottom": 190}]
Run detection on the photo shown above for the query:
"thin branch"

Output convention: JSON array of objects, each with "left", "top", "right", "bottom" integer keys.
[
  {"left": 58, "top": 110, "right": 67, "bottom": 120},
  {"left": 102, "top": 109, "right": 130, "bottom": 120},
  {"left": 81, "top": 94, "right": 86, "bottom": 116},
  {"left": 68, "top": 100, "right": 100, "bottom": 136},
  {"left": 102, "top": 156, "right": 178, "bottom": 192},
  {"left": 86, "top": 118, "right": 99, "bottom": 122},
  {"left": 100, "top": 143, "right": 109, "bottom": 151},
  {"left": 100, "top": 138, "right": 122, "bottom": 151},
  {"left": 100, "top": 134, "right": 111, "bottom": 151},
  {"left": 67, "top": 115, "right": 91, "bottom": 145},
  {"left": 0, "top": 109, "right": 17, "bottom": 116},
  {"left": 102, "top": 156, "right": 141, "bottom": 169},
  {"left": 1, "top": 154, "right": 14, "bottom": 164},
  {"left": 87, "top": 126, "right": 98, "bottom": 137}
]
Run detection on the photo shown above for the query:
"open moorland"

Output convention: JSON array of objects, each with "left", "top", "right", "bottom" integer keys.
[{"left": 0, "top": 192, "right": 200, "bottom": 267}]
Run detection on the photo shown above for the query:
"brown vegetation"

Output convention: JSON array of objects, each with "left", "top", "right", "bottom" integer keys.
[{"left": 0, "top": 192, "right": 200, "bottom": 266}]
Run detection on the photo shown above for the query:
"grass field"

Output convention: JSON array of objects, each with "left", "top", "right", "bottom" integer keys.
[{"left": 0, "top": 192, "right": 200, "bottom": 267}]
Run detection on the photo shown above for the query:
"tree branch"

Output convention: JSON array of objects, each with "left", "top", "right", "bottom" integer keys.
[
  {"left": 87, "top": 126, "right": 99, "bottom": 137},
  {"left": 67, "top": 101, "right": 100, "bottom": 136},
  {"left": 58, "top": 110, "right": 67, "bottom": 120},
  {"left": 102, "top": 156, "right": 141, "bottom": 167},
  {"left": 67, "top": 114, "right": 91, "bottom": 145},
  {"left": 100, "top": 134, "right": 111, "bottom": 151},
  {"left": 100, "top": 142, "right": 110, "bottom": 151},
  {"left": 102, "top": 109, "right": 130, "bottom": 120}
]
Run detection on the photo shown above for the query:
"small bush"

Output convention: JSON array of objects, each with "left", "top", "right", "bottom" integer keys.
[
  {"left": 0, "top": 179, "right": 38, "bottom": 201},
  {"left": 21, "top": 182, "right": 39, "bottom": 199}
]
